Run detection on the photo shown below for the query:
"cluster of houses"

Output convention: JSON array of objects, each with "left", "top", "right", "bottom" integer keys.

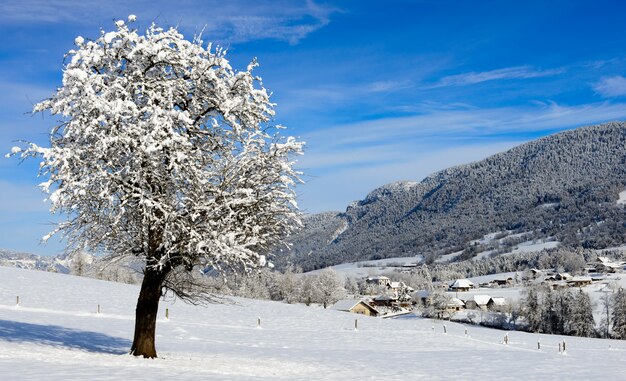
[
  {"left": 441, "top": 295, "right": 507, "bottom": 315},
  {"left": 332, "top": 256, "right": 626, "bottom": 318},
  {"left": 332, "top": 275, "right": 414, "bottom": 318},
  {"left": 527, "top": 256, "right": 626, "bottom": 289}
]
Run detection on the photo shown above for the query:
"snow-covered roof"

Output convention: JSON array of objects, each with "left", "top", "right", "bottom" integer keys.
[
  {"left": 489, "top": 297, "right": 506, "bottom": 306},
  {"left": 464, "top": 295, "right": 491, "bottom": 306},
  {"left": 374, "top": 295, "right": 397, "bottom": 301},
  {"left": 568, "top": 276, "right": 592, "bottom": 282},
  {"left": 450, "top": 279, "right": 474, "bottom": 288},
  {"left": 332, "top": 299, "right": 366, "bottom": 312},
  {"left": 447, "top": 298, "right": 465, "bottom": 307}
]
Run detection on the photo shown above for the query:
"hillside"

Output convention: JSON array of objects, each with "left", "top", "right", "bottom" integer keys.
[
  {"left": 2, "top": 266, "right": 626, "bottom": 380},
  {"left": 279, "top": 122, "right": 626, "bottom": 271}
]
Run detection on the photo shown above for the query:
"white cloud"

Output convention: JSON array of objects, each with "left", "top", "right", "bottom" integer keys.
[
  {"left": 593, "top": 76, "right": 626, "bottom": 98},
  {"left": 365, "top": 80, "right": 413, "bottom": 93},
  {"left": 0, "top": 0, "right": 337, "bottom": 44},
  {"left": 303, "top": 101, "right": 626, "bottom": 150},
  {"left": 296, "top": 101, "right": 626, "bottom": 212},
  {"left": 430, "top": 65, "right": 564, "bottom": 88}
]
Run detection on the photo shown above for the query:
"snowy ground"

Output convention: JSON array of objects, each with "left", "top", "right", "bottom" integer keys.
[{"left": 2, "top": 267, "right": 626, "bottom": 380}]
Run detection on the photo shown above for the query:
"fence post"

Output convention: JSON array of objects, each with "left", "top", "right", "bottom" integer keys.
[
  {"left": 537, "top": 341, "right": 541, "bottom": 350},
  {"left": 562, "top": 340, "right": 566, "bottom": 352},
  {"left": 16, "top": 296, "right": 19, "bottom": 306},
  {"left": 97, "top": 304, "right": 100, "bottom": 314},
  {"left": 443, "top": 324, "right": 447, "bottom": 334},
  {"left": 257, "top": 317, "right": 261, "bottom": 328},
  {"left": 354, "top": 319, "right": 358, "bottom": 330},
  {"left": 166, "top": 308, "right": 169, "bottom": 319}
]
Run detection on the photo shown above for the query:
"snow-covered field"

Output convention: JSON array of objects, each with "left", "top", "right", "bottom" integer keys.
[{"left": 2, "top": 267, "right": 626, "bottom": 380}]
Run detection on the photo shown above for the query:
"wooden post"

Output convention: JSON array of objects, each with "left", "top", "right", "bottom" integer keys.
[
  {"left": 443, "top": 324, "right": 447, "bottom": 334},
  {"left": 354, "top": 319, "right": 358, "bottom": 330},
  {"left": 166, "top": 308, "right": 169, "bottom": 319},
  {"left": 562, "top": 340, "right": 566, "bottom": 352},
  {"left": 504, "top": 334, "right": 508, "bottom": 345},
  {"left": 559, "top": 342, "right": 561, "bottom": 353},
  {"left": 16, "top": 296, "right": 19, "bottom": 306},
  {"left": 257, "top": 317, "right": 261, "bottom": 328},
  {"left": 537, "top": 341, "right": 541, "bottom": 350},
  {"left": 465, "top": 328, "right": 468, "bottom": 336},
  {"left": 97, "top": 304, "right": 100, "bottom": 314}
]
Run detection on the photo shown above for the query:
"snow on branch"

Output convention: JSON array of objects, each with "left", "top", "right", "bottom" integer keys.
[{"left": 10, "top": 17, "right": 304, "bottom": 297}]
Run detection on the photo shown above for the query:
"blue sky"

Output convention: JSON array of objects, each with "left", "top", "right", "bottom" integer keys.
[{"left": 3, "top": 0, "right": 626, "bottom": 256}]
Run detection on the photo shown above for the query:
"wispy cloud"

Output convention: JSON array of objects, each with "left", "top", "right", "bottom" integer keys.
[
  {"left": 295, "top": 100, "right": 626, "bottom": 212},
  {"left": 304, "top": 101, "right": 626, "bottom": 149},
  {"left": 0, "top": 0, "right": 337, "bottom": 44},
  {"left": 593, "top": 76, "right": 626, "bottom": 98},
  {"left": 365, "top": 80, "right": 413, "bottom": 93},
  {"left": 429, "top": 65, "right": 564, "bottom": 88}
]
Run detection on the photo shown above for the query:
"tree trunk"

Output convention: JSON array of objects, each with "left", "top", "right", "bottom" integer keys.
[{"left": 130, "top": 267, "right": 168, "bottom": 358}]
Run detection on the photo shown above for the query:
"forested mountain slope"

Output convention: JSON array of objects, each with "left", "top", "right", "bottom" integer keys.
[{"left": 278, "top": 122, "right": 626, "bottom": 271}]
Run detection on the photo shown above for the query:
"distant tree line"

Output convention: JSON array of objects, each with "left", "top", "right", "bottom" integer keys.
[{"left": 521, "top": 285, "right": 595, "bottom": 337}]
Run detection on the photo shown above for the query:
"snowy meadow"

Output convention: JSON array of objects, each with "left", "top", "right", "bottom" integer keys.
[{"left": 1, "top": 266, "right": 626, "bottom": 380}]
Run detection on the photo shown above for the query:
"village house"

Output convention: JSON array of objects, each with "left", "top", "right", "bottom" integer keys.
[
  {"left": 592, "top": 257, "right": 625, "bottom": 273},
  {"left": 555, "top": 273, "right": 573, "bottom": 281},
  {"left": 449, "top": 278, "right": 475, "bottom": 292},
  {"left": 528, "top": 268, "right": 544, "bottom": 278},
  {"left": 463, "top": 295, "right": 491, "bottom": 310},
  {"left": 446, "top": 298, "right": 465, "bottom": 312},
  {"left": 331, "top": 299, "right": 379, "bottom": 317},
  {"left": 551, "top": 281, "right": 569, "bottom": 290},
  {"left": 366, "top": 276, "right": 391, "bottom": 287},
  {"left": 487, "top": 297, "right": 507, "bottom": 311},
  {"left": 567, "top": 276, "right": 593, "bottom": 288},
  {"left": 490, "top": 277, "right": 513, "bottom": 286},
  {"left": 371, "top": 294, "right": 397, "bottom": 308}
]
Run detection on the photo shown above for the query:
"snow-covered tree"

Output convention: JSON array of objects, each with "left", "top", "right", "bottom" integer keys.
[
  {"left": 68, "top": 250, "right": 94, "bottom": 276},
  {"left": 611, "top": 288, "right": 626, "bottom": 339},
  {"left": 11, "top": 17, "right": 303, "bottom": 358},
  {"left": 278, "top": 266, "right": 302, "bottom": 304},
  {"left": 522, "top": 285, "right": 542, "bottom": 332},
  {"left": 314, "top": 268, "right": 345, "bottom": 308},
  {"left": 299, "top": 274, "right": 316, "bottom": 306},
  {"left": 570, "top": 289, "right": 595, "bottom": 337}
]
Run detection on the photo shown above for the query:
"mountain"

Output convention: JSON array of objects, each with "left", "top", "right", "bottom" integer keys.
[
  {"left": 277, "top": 122, "right": 626, "bottom": 271},
  {"left": 0, "top": 249, "right": 70, "bottom": 273}
]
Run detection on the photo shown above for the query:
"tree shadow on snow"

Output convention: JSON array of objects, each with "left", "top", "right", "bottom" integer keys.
[{"left": 0, "top": 319, "right": 131, "bottom": 355}]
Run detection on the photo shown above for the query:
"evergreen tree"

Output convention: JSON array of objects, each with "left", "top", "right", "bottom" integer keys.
[
  {"left": 611, "top": 288, "right": 626, "bottom": 339},
  {"left": 553, "top": 289, "right": 573, "bottom": 335},
  {"left": 569, "top": 289, "right": 595, "bottom": 337},
  {"left": 540, "top": 288, "right": 558, "bottom": 334},
  {"left": 523, "top": 286, "right": 542, "bottom": 332}
]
